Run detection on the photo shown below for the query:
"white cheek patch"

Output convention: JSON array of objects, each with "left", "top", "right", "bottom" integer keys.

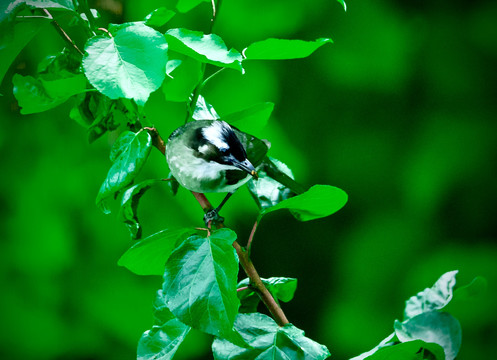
[
  {"left": 202, "top": 121, "right": 229, "bottom": 150},
  {"left": 198, "top": 144, "right": 210, "bottom": 154}
]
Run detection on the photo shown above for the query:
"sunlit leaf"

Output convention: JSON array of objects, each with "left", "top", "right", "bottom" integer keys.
[
  {"left": 162, "top": 229, "right": 240, "bottom": 338},
  {"left": 138, "top": 290, "right": 191, "bottom": 360},
  {"left": 395, "top": 312, "right": 461, "bottom": 360},
  {"left": 193, "top": 95, "right": 220, "bottom": 120},
  {"left": 83, "top": 22, "right": 168, "bottom": 105},
  {"left": 118, "top": 228, "right": 196, "bottom": 276},
  {"left": 119, "top": 179, "right": 161, "bottom": 240},
  {"left": 176, "top": 0, "right": 210, "bottom": 14},
  {"left": 223, "top": 102, "right": 274, "bottom": 135},
  {"left": 237, "top": 277, "right": 297, "bottom": 313},
  {"left": 260, "top": 184, "right": 348, "bottom": 221},
  {"left": 13, "top": 73, "right": 87, "bottom": 114},
  {"left": 96, "top": 130, "right": 152, "bottom": 213},
  {"left": 404, "top": 270, "right": 458, "bottom": 320},
  {"left": 165, "top": 28, "right": 243, "bottom": 72},
  {"left": 212, "top": 313, "right": 330, "bottom": 360},
  {"left": 336, "top": 0, "right": 347, "bottom": 12},
  {"left": 144, "top": 7, "right": 175, "bottom": 28},
  {"left": 244, "top": 38, "right": 332, "bottom": 60}
]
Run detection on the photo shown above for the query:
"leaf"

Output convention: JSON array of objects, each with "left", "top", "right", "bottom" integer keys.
[
  {"left": 404, "top": 270, "right": 458, "bottom": 320},
  {"left": 222, "top": 102, "right": 274, "bottom": 135},
  {"left": 337, "top": 0, "right": 347, "bottom": 12},
  {"left": 162, "top": 228, "right": 240, "bottom": 338},
  {"left": 243, "top": 38, "right": 332, "bottom": 61},
  {"left": 193, "top": 95, "right": 220, "bottom": 120},
  {"left": 138, "top": 290, "right": 191, "bottom": 360},
  {"left": 96, "top": 130, "right": 152, "bottom": 213},
  {"left": 212, "top": 313, "right": 330, "bottom": 360},
  {"left": 162, "top": 53, "right": 202, "bottom": 102},
  {"left": 176, "top": 0, "right": 210, "bottom": 13},
  {"left": 259, "top": 184, "right": 348, "bottom": 222},
  {"left": 0, "top": 19, "right": 49, "bottom": 86},
  {"left": 349, "top": 333, "right": 397, "bottom": 360},
  {"left": 13, "top": 73, "right": 87, "bottom": 114},
  {"left": 395, "top": 312, "right": 461, "bottom": 360},
  {"left": 25, "top": 0, "right": 76, "bottom": 11},
  {"left": 359, "top": 340, "right": 445, "bottom": 360},
  {"left": 118, "top": 228, "right": 196, "bottom": 276},
  {"left": 37, "top": 48, "right": 81, "bottom": 75},
  {"left": 119, "top": 179, "right": 161, "bottom": 240},
  {"left": 238, "top": 277, "right": 297, "bottom": 313},
  {"left": 165, "top": 28, "right": 243, "bottom": 72},
  {"left": 83, "top": 22, "right": 168, "bottom": 105},
  {"left": 248, "top": 157, "right": 296, "bottom": 210},
  {"left": 144, "top": 7, "right": 175, "bottom": 27}
]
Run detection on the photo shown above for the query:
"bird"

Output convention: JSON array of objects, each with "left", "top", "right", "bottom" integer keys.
[{"left": 166, "top": 120, "right": 267, "bottom": 223}]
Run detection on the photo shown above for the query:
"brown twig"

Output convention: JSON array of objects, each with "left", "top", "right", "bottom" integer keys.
[
  {"left": 43, "top": 9, "right": 84, "bottom": 56},
  {"left": 247, "top": 219, "right": 258, "bottom": 253}
]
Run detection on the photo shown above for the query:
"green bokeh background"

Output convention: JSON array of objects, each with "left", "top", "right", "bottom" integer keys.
[{"left": 1, "top": 0, "right": 496, "bottom": 359}]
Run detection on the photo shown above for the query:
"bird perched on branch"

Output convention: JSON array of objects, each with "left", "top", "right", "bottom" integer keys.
[{"left": 166, "top": 120, "right": 267, "bottom": 224}]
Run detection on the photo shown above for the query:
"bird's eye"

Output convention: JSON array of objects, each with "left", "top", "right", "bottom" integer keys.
[{"left": 220, "top": 148, "right": 229, "bottom": 154}]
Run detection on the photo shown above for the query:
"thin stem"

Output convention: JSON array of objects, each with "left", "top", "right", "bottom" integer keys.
[
  {"left": 237, "top": 286, "right": 249, "bottom": 292},
  {"left": 247, "top": 219, "right": 259, "bottom": 253},
  {"left": 43, "top": 9, "right": 84, "bottom": 56}
]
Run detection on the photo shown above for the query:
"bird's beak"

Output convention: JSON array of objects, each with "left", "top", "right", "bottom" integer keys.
[{"left": 234, "top": 159, "right": 258, "bottom": 179}]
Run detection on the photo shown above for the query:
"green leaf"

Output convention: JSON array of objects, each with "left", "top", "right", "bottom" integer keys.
[
  {"left": 0, "top": 19, "right": 49, "bottom": 86},
  {"left": 349, "top": 333, "right": 397, "bottom": 360},
  {"left": 25, "top": 0, "right": 76, "bottom": 11},
  {"left": 212, "top": 313, "right": 330, "bottom": 360},
  {"left": 395, "top": 312, "right": 461, "bottom": 360},
  {"left": 451, "top": 276, "right": 487, "bottom": 303},
  {"left": 13, "top": 73, "right": 87, "bottom": 114},
  {"left": 238, "top": 277, "right": 297, "bottom": 313},
  {"left": 260, "top": 184, "right": 348, "bottom": 221},
  {"left": 243, "top": 38, "right": 332, "bottom": 61},
  {"left": 83, "top": 22, "right": 168, "bottom": 105},
  {"left": 358, "top": 340, "right": 445, "bottom": 360},
  {"left": 248, "top": 157, "right": 296, "bottom": 210},
  {"left": 96, "top": 130, "right": 152, "bottom": 213},
  {"left": 162, "top": 228, "right": 240, "bottom": 338},
  {"left": 119, "top": 179, "right": 161, "bottom": 240},
  {"left": 118, "top": 228, "right": 196, "bottom": 276},
  {"left": 404, "top": 271, "right": 458, "bottom": 320},
  {"left": 176, "top": 0, "right": 210, "bottom": 13},
  {"left": 222, "top": 102, "right": 274, "bottom": 135},
  {"left": 144, "top": 7, "right": 175, "bottom": 27},
  {"left": 162, "top": 53, "right": 202, "bottom": 102},
  {"left": 138, "top": 290, "right": 191, "bottom": 360},
  {"left": 193, "top": 95, "right": 220, "bottom": 120},
  {"left": 37, "top": 48, "right": 81, "bottom": 75},
  {"left": 165, "top": 28, "right": 243, "bottom": 72},
  {"left": 337, "top": 0, "right": 347, "bottom": 12}
]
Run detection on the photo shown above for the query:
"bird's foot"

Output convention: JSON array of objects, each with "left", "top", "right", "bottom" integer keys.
[{"left": 204, "top": 209, "right": 224, "bottom": 227}]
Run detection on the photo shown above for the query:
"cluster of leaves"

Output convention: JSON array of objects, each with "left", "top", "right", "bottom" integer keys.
[
  {"left": 351, "top": 271, "right": 486, "bottom": 360},
  {"left": 2, "top": 1, "right": 483, "bottom": 360}
]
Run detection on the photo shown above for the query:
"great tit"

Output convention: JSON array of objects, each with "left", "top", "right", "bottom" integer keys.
[{"left": 166, "top": 120, "right": 262, "bottom": 222}]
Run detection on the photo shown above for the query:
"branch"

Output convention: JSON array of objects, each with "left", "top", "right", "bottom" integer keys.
[
  {"left": 146, "top": 127, "right": 290, "bottom": 326},
  {"left": 43, "top": 9, "right": 84, "bottom": 56}
]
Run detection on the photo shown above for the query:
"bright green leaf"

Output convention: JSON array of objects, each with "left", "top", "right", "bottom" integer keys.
[
  {"left": 404, "top": 270, "right": 458, "bottom": 320},
  {"left": 118, "top": 228, "right": 196, "bottom": 276},
  {"left": 222, "top": 102, "right": 274, "bottom": 135},
  {"left": 119, "top": 179, "right": 161, "bottom": 240},
  {"left": 359, "top": 340, "right": 445, "bottom": 360},
  {"left": 243, "top": 38, "right": 332, "bottom": 61},
  {"left": 13, "top": 73, "right": 87, "bottom": 114},
  {"left": 96, "top": 130, "right": 152, "bottom": 213},
  {"left": 248, "top": 157, "right": 296, "bottom": 210},
  {"left": 395, "top": 312, "right": 461, "bottom": 360},
  {"left": 238, "top": 277, "right": 297, "bottom": 313},
  {"left": 144, "top": 7, "right": 175, "bottom": 27},
  {"left": 176, "top": 0, "right": 210, "bottom": 13},
  {"left": 349, "top": 333, "right": 397, "bottom": 360},
  {"left": 162, "top": 228, "right": 240, "bottom": 338},
  {"left": 138, "top": 290, "right": 191, "bottom": 360},
  {"left": 260, "top": 184, "right": 348, "bottom": 221},
  {"left": 162, "top": 53, "right": 202, "bottom": 102},
  {"left": 337, "top": 0, "right": 347, "bottom": 12},
  {"left": 193, "top": 95, "right": 220, "bottom": 120},
  {"left": 165, "top": 28, "right": 243, "bottom": 72},
  {"left": 212, "top": 313, "right": 330, "bottom": 360},
  {"left": 83, "top": 22, "right": 168, "bottom": 105}
]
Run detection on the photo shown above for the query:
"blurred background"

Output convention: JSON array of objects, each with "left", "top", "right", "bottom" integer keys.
[{"left": 1, "top": 0, "right": 496, "bottom": 359}]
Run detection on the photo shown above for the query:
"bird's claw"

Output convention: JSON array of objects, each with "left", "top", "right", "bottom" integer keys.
[{"left": 204, "top": 209, "right": 224, "bottom": 227}]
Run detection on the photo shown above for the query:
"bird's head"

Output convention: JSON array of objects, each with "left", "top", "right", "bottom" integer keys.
[{"left": 194, "top": 121, "right": 258, "bottom": 179}]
